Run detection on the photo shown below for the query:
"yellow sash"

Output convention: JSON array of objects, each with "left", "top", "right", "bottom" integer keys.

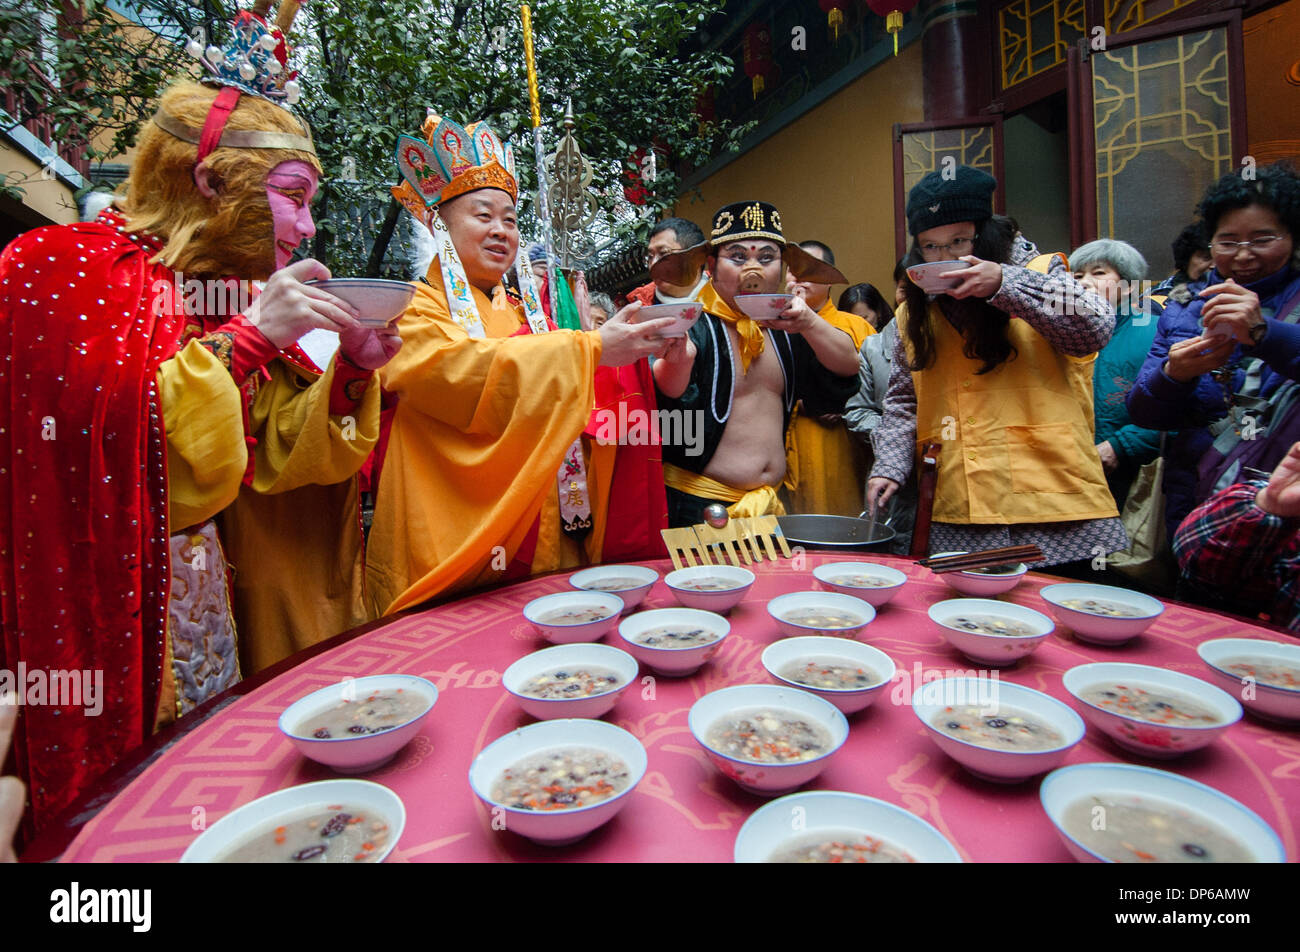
[
  {"left": 698, "top": 281, "right": 766, "bottom": 373},
  {"left": 663, "top": 462, "right": 786, "bottom": 519}
]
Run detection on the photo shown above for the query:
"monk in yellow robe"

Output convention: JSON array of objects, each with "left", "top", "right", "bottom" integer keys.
[
  {"left": 366, "top": 113, "right": 676, "bottom": 616},
  {"left": 781, "top": 240, "right": 875, "bottom": 515}
]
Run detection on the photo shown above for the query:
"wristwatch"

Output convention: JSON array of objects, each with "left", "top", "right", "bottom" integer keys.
[{"left": 1248, "top": 321, "right": 1268, "bottom": 346}]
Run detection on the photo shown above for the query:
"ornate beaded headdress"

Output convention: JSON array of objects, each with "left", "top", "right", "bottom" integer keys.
[
  {"left": 151, "top": 0, "right": 315, "bottom": 164},
  {"left": 392, "top": 112, "right": 519, "bottom": 214},
  {"left": 391, "top": 111, "right": 538, "bottom": 339}
]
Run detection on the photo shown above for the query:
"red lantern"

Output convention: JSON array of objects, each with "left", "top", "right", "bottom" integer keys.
[
  {"left": 819, "top": 0, "right": 850, "bottom": 43},
  {"left": 864, "top": 0, "right": 918, "bottom": 55},
  {"left": 742, "top": 21, "right": 774, "bottom": 99},
  {"left": 622, "top": 141, "right": 670, "bottom": 207}
]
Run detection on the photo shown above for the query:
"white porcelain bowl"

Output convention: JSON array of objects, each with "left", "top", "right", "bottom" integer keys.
[
  {"left": 568, "top": 564, "right": 659, "bottom": 613},
  {"left": 305, "top": 278, "right": 416, "bottom": 327},
  {"left": 1062, "top": 662, "right": 1242, "bottom": 758},
  {"left": 1040, "top": 763, "right": 1285, "bottom": 863},
  {"left": 928, "top": 598, "right": 1054, "bottom": 666},
  {"left": 522, "top": 591, "right": 624, "bottom": 644},
  {"left": 734, "top": 790, "right": 963, "bottom": 863},
  {"left": 635, "top": 301, "right": 703, "bottom": 337},
  {"left": 616, "top": 608, "right": 729, "bottom": 676},
  {"left": 905, "top": 260, "right": 967, "bottom": 294},
  {"left": 664, "top": 564, "right": 755, "bottom": 613},
  {"left": 767, "top": 591, "right": 875, "bottom": 639},
  {"left": 278, "top": 674, "right": 437, "bottom": 773},
  {"left": 812, "top": 561, "right": 907, "bottom": 606},
  {"left": 930, "top": 552, "right": 1028, "bottom": 597},
  {"left": 1197, "top": 637, "right": 1300, "bottom": 723},
  {"left": 501, "top": 643, "right": 640, "bottom": 720},
  {"left": 732, "top": 292, "right": 793, "bottom": 320},
  {"left": 468, "top": 719, "right": 647, "bottom": 845},
  {"left": 181, "top": 779, "right": 406, "bottom": 863},
  {"left": 761, "top": 637, "right": 896, "bottom": 714},
  {"left": 689, "top": 684, "right": 849, "bottom": 796},
  {"left": 912, "top": 677, "right": 1085, "bottom": 783},
  {"left": 1038, "top": 582, "right": 1164, "bottom": 645}
]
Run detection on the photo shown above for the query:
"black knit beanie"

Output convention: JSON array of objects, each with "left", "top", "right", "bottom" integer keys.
[{"left": 906, "top": 166, "right": 997, "bottom": 236}]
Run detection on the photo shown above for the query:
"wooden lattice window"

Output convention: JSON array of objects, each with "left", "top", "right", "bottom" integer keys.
[{"left": 999, "top": 0, "right": 1087, "bottom": 88}]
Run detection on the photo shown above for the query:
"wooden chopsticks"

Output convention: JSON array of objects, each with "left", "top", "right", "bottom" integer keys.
[{"left": 918, "top": 545, "right": 1043, "bottom": 574}]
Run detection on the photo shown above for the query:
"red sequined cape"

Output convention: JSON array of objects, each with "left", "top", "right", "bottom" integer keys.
[{"left": 0, "top": 213, "right": 315, "bottom": 838}]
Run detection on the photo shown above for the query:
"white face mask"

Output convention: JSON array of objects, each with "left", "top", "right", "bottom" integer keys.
[{"left": 657, "top": 272, "right": 709, "bottom": 305}]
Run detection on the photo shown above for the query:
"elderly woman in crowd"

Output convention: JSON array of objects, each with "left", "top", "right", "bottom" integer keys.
[
  {"left": 1127, "top": 163, "right": 1300, "bottom": 540},
  {"left": 588, "top": 291, "right": 616, "bottom": 328},
  {"left": 1070, "top": 238, "right": 1164, "bottom": 509}
]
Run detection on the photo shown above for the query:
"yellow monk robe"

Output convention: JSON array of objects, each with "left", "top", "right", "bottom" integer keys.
[
  {"left": 365, "top": 261, "right": 616, "bottom": 617},
  {"left": 160, "top": 341, "right": 381, "bottom": 678},
  {"left": 782, "top": 300, "right": 875, "bottom": 515}
]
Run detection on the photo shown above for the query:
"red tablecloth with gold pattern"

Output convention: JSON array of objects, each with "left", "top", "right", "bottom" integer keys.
[{"left": 59, "top": 554, "right": 1298, "bottom": 862}]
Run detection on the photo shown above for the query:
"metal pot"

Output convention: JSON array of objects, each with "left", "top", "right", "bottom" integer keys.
[{"left": 776, "top": 513, "right": 897, "bottom": 551}]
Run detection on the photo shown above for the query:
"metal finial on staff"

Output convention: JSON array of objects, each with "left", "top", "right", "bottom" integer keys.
[
  {"left": 520, "top": 4, "right": 558, "bottom": 321},
  {"left": 547, "top": 100, "right": 598, "bottom": 271}
]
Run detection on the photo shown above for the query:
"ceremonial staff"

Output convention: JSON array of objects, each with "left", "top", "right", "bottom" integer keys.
[{"left": 520, "top": 4, "right": 559, "bottom": 321}]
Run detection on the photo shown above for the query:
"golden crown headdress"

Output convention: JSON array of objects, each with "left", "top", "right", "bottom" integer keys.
[{"left": 391, "top": 111, "right": 518, "bottom": 222}]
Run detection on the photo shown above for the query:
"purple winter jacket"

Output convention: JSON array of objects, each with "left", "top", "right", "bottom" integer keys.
[{"left": 1126, "top": 264, "right": 1300, "bottom": 539}]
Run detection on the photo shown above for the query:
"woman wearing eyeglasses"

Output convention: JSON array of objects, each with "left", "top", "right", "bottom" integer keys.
[
  {"left": 867, "top": 166, "right": 1124, "bottom": 568},
  {"left": 1128, "top": 162, "right": 1300, "bottom": 542}
]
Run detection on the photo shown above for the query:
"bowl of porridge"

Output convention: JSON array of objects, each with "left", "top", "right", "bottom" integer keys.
[
  {"left": 181, "top": 779, "right": 406, "bottom": 863},
  {"left": 663, "top": 565, "right": 755, "bottom": 612},
  {"left": 1038, "top": 582, "right": 1164, "bottom": 644},
  {"left": 1062, "top": 662, "right": 1242, "bottom": 758},
  {"left": 689, "top": 684, "right": 849, "bottom": 795},
  {"left": 928, "top": 598, "right": 1054, "bottom": 667},
  {"left": 468, "top": 718, "right": 647, "bottom": 845},
  {"left": 502, "top": 643, "right": 640, "bottom": 720},
  {"left": 279, "top": 674, "right": 438, "bottom": 773},
  {"left": 1039, "top": 763, "right": 1284, "bottom": 863},
  {"left": 615, "top": 608, "right": 729, "bottom": 676},
  {"left": 911, "top": 677, "right": 1085, "bottom": 783},
  {"left": 568, "top": 564, "right": 659, "bottom": 613},
  {"left": 767, "top": 591, "right": 876, "bottom": 639},
  {"left": 1197, "top": 637, "right": 1300, "bottom": 723},
  {"left": 522, "top": 591, "right": 625, "bottom": 644},
  {"left": 732, "top": 292, "right": 794, "bottom": 321},
  {"left": 811, "top": 561, "right": 907, "bottom": 606},
  {"left": 930, "top": 552, "right": 1028, "bottom": 597},
  {"left": 761, "top": 636, "right": 896, "bottom": 714},
  {"left": 734, "top": 790, "right": 963, "bottom": 863}
]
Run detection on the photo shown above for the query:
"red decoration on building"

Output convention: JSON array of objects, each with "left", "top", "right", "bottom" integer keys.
[
  {"left": 863, "top": 0, "right": 918, "bottom": 55},
  {"left": 622, "top": 141, "right": 670, "bottom": 207},
  {"left": 742, "top": 21, "right": 774, "bottom": 99}
]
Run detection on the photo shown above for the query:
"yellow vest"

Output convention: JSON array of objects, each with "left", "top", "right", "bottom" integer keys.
[{"left": 902, "top": 301, "right": 1117, "bottom": 524}]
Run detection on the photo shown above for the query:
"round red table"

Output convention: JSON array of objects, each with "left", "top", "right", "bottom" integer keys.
[{"left": 58, "top": 553, "right": 1298, "bottom": 862}]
